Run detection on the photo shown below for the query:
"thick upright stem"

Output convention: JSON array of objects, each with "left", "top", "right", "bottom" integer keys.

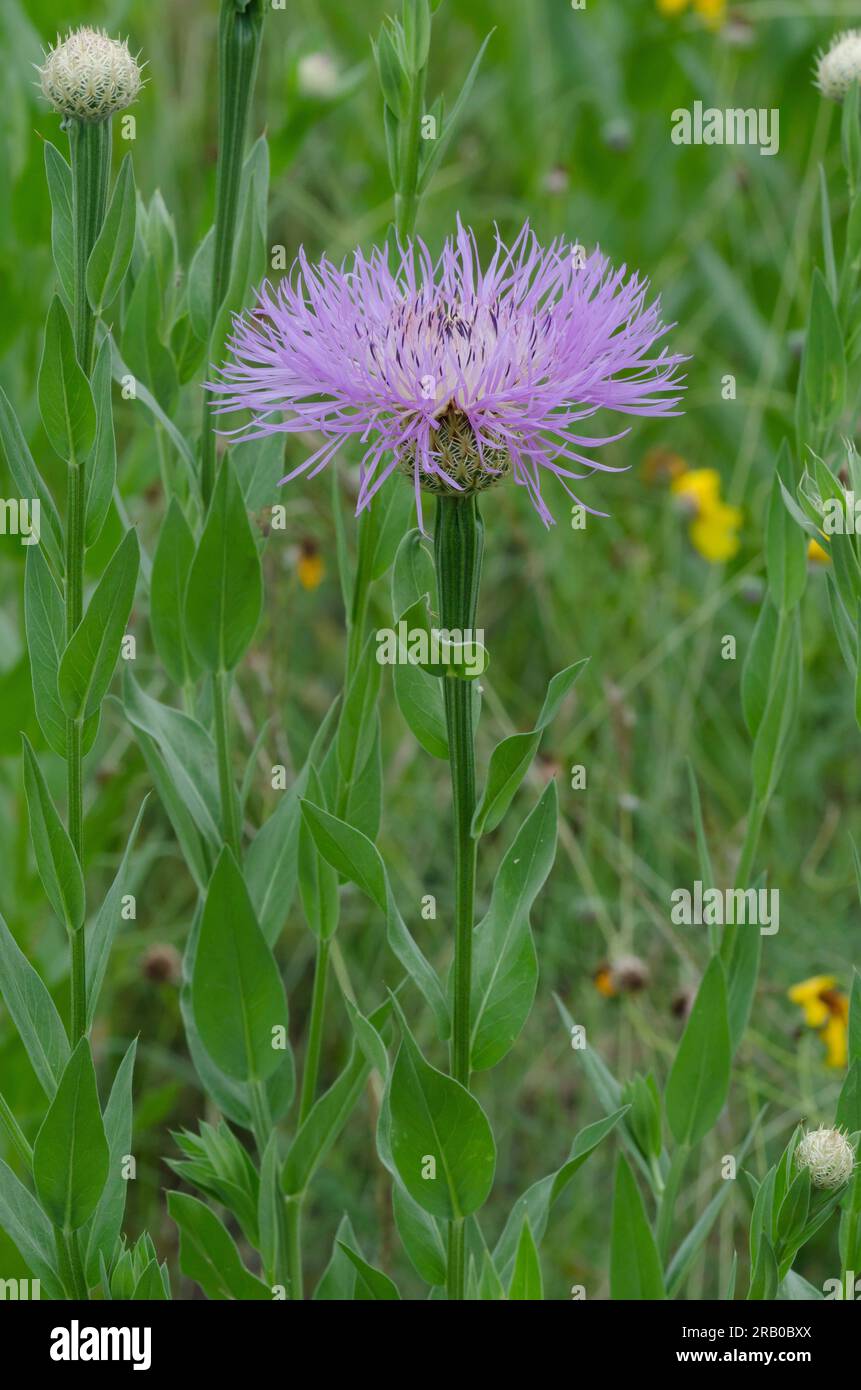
[
  {"left": 434, "top": 495, "right": 484, "bottom": 1300},
  {"left": 65, "top": 118, "right": 111, "bottom": 1045},
  {"left": 201, "top": 0, "right": 265, "bottom": 506}
]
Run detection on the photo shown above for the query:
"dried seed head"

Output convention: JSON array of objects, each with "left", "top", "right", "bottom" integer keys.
[
  {"left": 815, "top": 30, "right": 861, "bottom": 102},
  {"left": 38, "top": 27, "right": 143, "bottom": 123},
  {"left": 795, "top": 1125, "right": 856, "bottom": 1189}
]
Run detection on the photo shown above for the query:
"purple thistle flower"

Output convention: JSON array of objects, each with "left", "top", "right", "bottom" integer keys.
[{"left": 209, "top": 218, "right": 686, "bottom": 528}]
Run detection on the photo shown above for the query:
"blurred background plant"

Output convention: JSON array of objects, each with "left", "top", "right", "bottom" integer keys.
[{"left": 1, "top": 0, "right": 859, "bottom": 1299}]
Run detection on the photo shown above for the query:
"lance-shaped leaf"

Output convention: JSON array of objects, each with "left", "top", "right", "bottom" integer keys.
[
  {"left": 393, "top": 1184, "right": 446, "bottom": 1287},
  {"left": 298, "top": 766, "right": 340, "bottom": 941},
  {"left": 0, "top": 385, "right": 64, "bottom": 575},
  {"left": 44, "top": 142, "right": 74, "bottom": 304},
  {"left": 191, "top": 847, "right": 289, "bottom": 1082},
  {"left": 22, "top": 735, "right": 85, "bottom": 933},
  {"left": 0, "top": 909, "right": 70, "bottom": 1098},
  {"left": 766, "top": 443, "right": 806, "bottom": 613},
  {"left": 387, "top": 1001, "right": 495, "bottom": 1221},
  {"left": 150, "top": 498, "right": 199, "bottom": 686},
  {"left": 58, "top": 528, "right": 140, "bottom": 720},
  {"left": 337, "top": 633, "right": 383, "bottom": 785},
  {"left": 25, "top": 546, "right": 97, "bottom": 758},
  {"left": 417, "top": 31, "right": 494, "bottom": 194},
  {"left": 38, "top": 296, "right": 96, "bottom": 462},
  {"left": 666, "top": 954, "right": 731, "bottom": 1147},
  {"left": 0, "top": 1159, "right": 65, "bottom": 1298},
  {"left": 610, "top": 1155, "right": 665, "bottom": 1299},
  {"left": 86, "top": 799, "right": 149, "bottom": 1026},
  {"left": 84, "top": 1039, "right": 137, "bottom": 1284},
  {"left": 86, "top": 154, "right": 136, "bottom": 314},
  {"left": 122, "top": 256, "right": 178, "bottom": 412},
  {"left": 507, "top": 1220, "right": 543, "bottom": 1300},
  {"left": 797, "top": 268, "right": 845, "bottom": 436},
  {"left": 83, "top": 336, "right": 117, "bottom": 549},
  {"left": 474, "top": 661, "right": 586, "bottom": 836},
  {"left": 168, "top": 1192, "right": 270, "bottom": 1300},
  {"left": 300, "top": 798, "right": 448, "bottom": 1035},
  {"left": 470, "top": 780, "right": 558, "bottom": 1071},
  {"left": 33, "top": 1039, "right": 109, "bottom": 1232},
  {"left": 185, "top": 455, "right": 263, "bottom": 672}
]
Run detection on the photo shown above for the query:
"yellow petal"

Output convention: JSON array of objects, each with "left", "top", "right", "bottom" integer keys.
[
  {"left": 671, "top": 468, "right": 722, "bottom": 508},
  {"left": 688, "top": 513, "right": 741, "bottom": 562},
  {"left": 297, "top": 552, "right": 325, "bottom": 591},
  {"left": 822, "top": 1014, "right": 848, "bottom": 1068},
  {"left": 807, "top": 537, "right": 830, "bottom": 565}
]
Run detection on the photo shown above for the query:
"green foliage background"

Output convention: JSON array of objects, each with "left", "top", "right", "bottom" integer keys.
[{"left": 0, "top": 0, "right": 856, "bottom": 1298}]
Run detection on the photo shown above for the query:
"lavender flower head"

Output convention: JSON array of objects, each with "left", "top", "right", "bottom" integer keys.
[{"left": 210, "top": 219, "right": 686, "bottom": 527}]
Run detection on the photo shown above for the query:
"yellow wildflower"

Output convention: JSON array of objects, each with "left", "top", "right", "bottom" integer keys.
[
  {"left": 657, "top": 0, "right": 726, "bottom": 25},
  {"left": 807, "top": 537, "right": 830, "bottom": 565},
  {"left": 297, "top": 539, "right": 325, "bottom": 591},
  {"left": 671, "top": 468, "right": 742, "bottom": 562},
  {"left": 788, "top": 975, "right": 849, "bottom": 1068}
]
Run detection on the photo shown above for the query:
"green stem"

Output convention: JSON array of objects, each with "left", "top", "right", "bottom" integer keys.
[
  {"left": 284, "top": 1197, "right": 303, "bottom": 1301},
  {"left": 657, "top": 1145, "right": 689, "bottom": 1263},
  {"left": 394, "top": 60, "right": 427, "bottom": 243},
  {"left": 68, "top": 119, "right": 111, "bottom": 374},
  {"left": 435, "top": 495, "right": 483, "bottom": 1301},
  {"left": 0, "top": 1092, "right": 33, "bottom": 1169},
  {"left": 59, "top": 1229, "right": 88, "bottom": 1300},
  {"left": 202, "top": 0, "right": 265, "bottom": 506},
  {"left": 64, "top": 119, "right": 110, "bottom": 1044},
  {"left": 213, "top": 670, "right": 242, "bottom": 858},
  {"left": 299, "top": 937, "right": 331, "bottom": 1126},
  {"left": 249, "top": 1078, "right": 271, "bottom": 1157}
]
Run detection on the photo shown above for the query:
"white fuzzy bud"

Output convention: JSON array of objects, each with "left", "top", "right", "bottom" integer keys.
[
  {"left": 38, "top": 27, "right": 143, "bottom": 123},
  {"left": 815, "top": 30, "right": 861, "bottom": 103},
  {"left": 795, "top": 1126, "right": 856, "bottom": 1189}
]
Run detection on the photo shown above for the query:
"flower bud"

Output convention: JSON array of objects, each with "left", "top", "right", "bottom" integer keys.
[
  {"left": 815, "top": 30, "right": 861, "bottom": 103},
  {"left": 39, "top": 27, "right": 143, "bottom": 123},
  {"left": 795, "top": 1125, "right": 856, "bottom": 1189}
]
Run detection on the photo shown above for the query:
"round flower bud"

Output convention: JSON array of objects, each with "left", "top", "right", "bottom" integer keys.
[
  {"left": 795, "top": 1125, "right": 856, "bottom": 1189},
  {"left": 38, "top": 27, "right": 143, "bottom": 123},
  {"left": 815, "top": 30, "right": 861, "bottom": 103}
]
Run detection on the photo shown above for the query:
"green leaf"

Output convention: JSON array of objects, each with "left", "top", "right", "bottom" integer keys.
[
  {"left": 337, "top": 634, "right": 383, "bottom": 787},
  {"left": 393, "top": 659, "right": 448, "bottom": 759},
  {"left": 337, "top": 1242, "right": 401, "bottom": 1299},
  {"left": 0, "top": 909, "right": 69, "bottom": 1098},
  {"left": 393, "top": 1184, "right": 446, "bottom": 1286},
  {"left": 84, "top": 336, "right": 117, "bottom": 549},
  {"left": 44, "top": 142, "right": 74, "bottom": 304},
  {"left": 798, "top": 268, "right": 846, "bottom": 435},
  {"left": 187, "top": 226, "right": 214, "bottom": 341},
  {"left": 121, "top": 671, "right": 221, "bottom": 851},
  {"left": 209, "top": 137, "right": 269, "bottom": 364},
  {"left": 0, "top": 1159, "right": 65, "bottom": 1299},
  {"left": 191, "top": 847, "right": 289, "bottom": 1082},
  {"left": 300, "top": 799, "right": 448, "bottom": 1035},
  {"left": 298, "top": 769, "right": 340, "bottom": 941},
  {"left": 313, "top": 1215, "right": 362, "bottom": 1300},
  {"left": 752, "top": 612, "right": 801, "bottom": 803},
  {"left": 168, "top": 1192, "right": 270, "bottom": 1300},
  {"left": 257, "top": 1135, "right": 282, "bottom": 1286},
  {"left": 609, "top": 1155, "right": 665, "bottom": 1299},
  {"left": 122, "top": 256, "right": 178, "bottom": 412},
  {"left": 507, "top": 1220, "right": 543, "bottom": 1300},
  {"left": 38, "top": 297, "right": 97, "bottom": 462},
  {"left": 473, "top": 662, "right": 586, "bottom": 836},
  {"left": 25, "top": 546, "right": 97, "bottom": 759},
  {"left": 343, "top": 993, "right": 389, "bottom": 1078},
  {"left": 387, "top": 1002, "right": 495, "bottom": 1221},
  {"left": 22, "top": 734, "right": 85, "bottom": 933},
  {"left": 121, "top": 713, "right": 212, "bottom": 893},
  {"left": 767, "top": 445, "right": 806, "bottom": 613},
  {"left": 86, "top": 155, "right": 136, "bottom": 313},
  {"left": 185, "top": 455, "right": 263, "bottom": 671},
  {"left": 741, "top": 598, "right": 778, "bottom": 739},
  {"left": 33, "top": 1039, "right": 109, "bottom": 1232},
  {"left": 86, "top": 798, "right": 149, "bottom": 1026},
  {"left": 0, "top": 385, "right": 64, "bottom": 575},
  {"left": 150, "top": 498, "right": 199, "bottom": 687},
  {"left": 665, "top": 955, "right": 731, "bottom": 1147},
  {"left": 84, "top": 1040, "right": 137, "bottom": 1285},
  {"left": 748, "top": 1234, "right": 779, "bottom": 1300},
  {"left": 58, "top": 528, "right": 139, "bottom": 720},
  {"left": 850, "top": 970, "right": 861, "bottom": 1066},
  {"left": 470, "top": 781, "right": 557, "bottom": 1070}
]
